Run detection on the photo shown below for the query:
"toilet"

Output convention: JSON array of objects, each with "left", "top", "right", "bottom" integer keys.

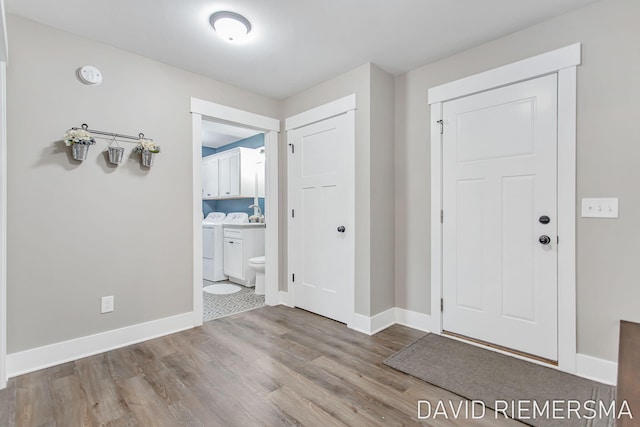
[{"left": 248, "top": 256, "right": 265, "bottom": 295}]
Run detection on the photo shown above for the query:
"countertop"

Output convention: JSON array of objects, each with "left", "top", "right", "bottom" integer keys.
[{"left": 223, "top": 223, "right": 266, "bottom": 229}]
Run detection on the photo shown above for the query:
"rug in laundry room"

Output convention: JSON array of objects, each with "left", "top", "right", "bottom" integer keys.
[{"left": 203, "top": 280, "right": 265, "bottom": 321}]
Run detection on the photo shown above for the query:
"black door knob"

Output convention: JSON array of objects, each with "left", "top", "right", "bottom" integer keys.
[
  {"left": 539, "top": 235, "right": 551, "bottom": 245},
  {"left": 337, "top": 226, "right": 346, "bottom": 233},
  {"left": 539, "top": 215, "right": 551, "bottom": 224}
]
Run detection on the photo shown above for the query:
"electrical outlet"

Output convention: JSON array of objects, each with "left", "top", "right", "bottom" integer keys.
[{"left": 101, "top": 296, "right": 114, "bottom": 313}]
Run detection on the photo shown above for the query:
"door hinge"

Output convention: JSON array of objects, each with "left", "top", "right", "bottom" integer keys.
[
  {"left": 437, "top": 119, "right": 444, "bottom": 134},
  {"left": 440, "top": 210, "right": 444, "bottom": 223},
  {"left": 440, "top": 298, "right": 444, "bottom": 312},
  {"left": 292, "top": 273, "right": 295, "bottom": 282},
  {"left": 289, "top": 143, "right": 295, "bottom": 154},
  {"left": 291, "top": 209, "right": 295, "bottom": 218}
]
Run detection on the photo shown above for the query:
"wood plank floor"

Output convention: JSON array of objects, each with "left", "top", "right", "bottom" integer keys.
[{"left": 0, "top": 306, "right": 524, "bottom": 426}]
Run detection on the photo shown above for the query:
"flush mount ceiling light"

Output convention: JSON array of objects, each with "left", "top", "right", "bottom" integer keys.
[{"left": 209, "top": 11, "right": 252, "bottom": 42}]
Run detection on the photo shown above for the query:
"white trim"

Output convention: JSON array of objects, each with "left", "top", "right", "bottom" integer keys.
[
  {"left": 556, "top": 67, "right": 578, "bottom": 374},
  {"left": 190, "top": 98, "right": 279, "bottom": 132},
  {"left": 576, "top": 354, "right": 618, "bottom": 386},
  {"left": 190, "top": 98, "right": 280, "bottom": 325},
  {"left": 286, "top": 131, "right": 295, "bottom": 308},
  {"left": 395, "top": 308, "right": 432, "bottom": 333},
  {"left": 285, "top": 94, "right": 356, "bottom": 131},
  {"left": 349, "top": 314, "right": 372, "bottom": 335},
  {"left": 429, "top": 103, "right": 444, "bottom": 334},
  {"left": 191, "top": 113, "right": 204, "bottom": 327},
  {"left": 428, "top": 45, "right": 580, "bottom": 373},
  {"left": 349, "top": 308, "right": 396, "bottom": 335},
  {"left": 264, "top": 131, "right": 279, "bottom": 306},
  {"left": 428, "top": 44, "right": 581, "bottom": 104},
  {"left": 0, "top": 0, "right": 7, "bottom": 62},
  {"left": 278, "top": 291, "right": 294, "bottom": 307},
  {"left": 349, "top": 308, "right": 432, "bottom": 336},
  {"left": 0, "top": 61, "right": 6, "bottom": 389},
  {"left": 6, "top": 312, "right": 194, "bottom": 378}
]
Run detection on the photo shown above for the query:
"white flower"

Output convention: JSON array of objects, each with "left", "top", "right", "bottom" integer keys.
[
  {"left": 137, "top": 138, "right": 160, "bottom": 153},
  {"left": 64, "top": 129, "right": 95, "bottom": 145}
]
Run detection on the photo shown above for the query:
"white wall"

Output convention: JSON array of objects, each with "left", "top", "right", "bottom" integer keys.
[
  {"left": 394, "top": 0, "right": 640, "bottom": 362},
  {"left": 6, "top": 15, "right": 279, "bottom": 353}
]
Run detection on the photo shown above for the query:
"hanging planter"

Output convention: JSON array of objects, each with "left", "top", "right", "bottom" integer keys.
[
  {"left": 71, "top": 143, "right": 90, "bottom": 161},
  {"left": 133, "top": 135, "right": 160, "bottom": 168},
  {"left": 141, "top": 150, "right": 155, "bottom": 167},
  {"left": 64, "top": 125, "right": 96, "bottom": 162},
  {"left": 108, "top": 146, "right": 124, "bottom": 165}
]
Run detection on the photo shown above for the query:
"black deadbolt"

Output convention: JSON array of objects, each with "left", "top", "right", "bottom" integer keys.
[{"left": 539, "top": 215, "right": 551, "bottom": 224}]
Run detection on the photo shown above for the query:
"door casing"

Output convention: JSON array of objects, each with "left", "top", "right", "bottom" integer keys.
[
  {"left": 190, "top": 98, "right": 280, "bottom": 327},
  {"left": 428, "top": 44, "right": 580, "bottom": 374}
]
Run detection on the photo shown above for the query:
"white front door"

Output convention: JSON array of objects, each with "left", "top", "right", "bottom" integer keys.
[
  {"left": 288, "top": 112, "right": 354, "bottom": 324},
  {"left": 442, "top": 74, "right": 558, "bottom": 361}
]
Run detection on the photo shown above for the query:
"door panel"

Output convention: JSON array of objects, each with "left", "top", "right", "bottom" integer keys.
[
  {"left": 442, "top": 74, "right": 558, "bottom": 360},
  {"left": 501, "top": 175, "right": 536, "bottom": 322},
  {"left": 289, "top": 112, "right": 354, "bottom": 324}
]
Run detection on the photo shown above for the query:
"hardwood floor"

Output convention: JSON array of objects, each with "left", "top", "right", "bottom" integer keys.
[{"left": 0, "top": 306, "right": 524, "bottom": 426}]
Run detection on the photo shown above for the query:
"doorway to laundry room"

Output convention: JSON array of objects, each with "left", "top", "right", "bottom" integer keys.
[
  {"left": 191, "top": 98, "right": 280, "bottom": 327},
  {"left": 200, "top": 120, "right": 268, "bottom": 321}
]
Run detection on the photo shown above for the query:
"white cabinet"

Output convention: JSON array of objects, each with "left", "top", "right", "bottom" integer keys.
[
  {"left": 223, "top": 225, "right": 265, "bottom": 286},
  {"left": 202, "top": 147, "right": 264, "bottom": 200},
  {"left": 223, "top": 237, "right": 244, "bottom": 280},
  {"left": 218, "top": 151, "right": 240, "bottom": 197},
  {"left": 202, "top": 157, "right": 219, "bottom": 199}
]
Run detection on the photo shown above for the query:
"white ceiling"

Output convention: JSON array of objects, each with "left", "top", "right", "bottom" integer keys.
[
  {"left": 202, "top": 120, "right": 261, "bottom": 148},
  {"left": 5, "top": 0, "right": 598, "bottom": 99}
]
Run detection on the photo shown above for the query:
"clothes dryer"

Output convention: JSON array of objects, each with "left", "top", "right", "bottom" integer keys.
[{"left": 202, "top": 212, "right": 227, "bottom": 281}]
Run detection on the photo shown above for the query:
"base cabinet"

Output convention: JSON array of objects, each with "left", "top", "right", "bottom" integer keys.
[
  {"left": 223, "top": 238, "right": 244, "bottom": 280},
  {"left": 223, "top": 226, "right": 265, "bottom": 286}
]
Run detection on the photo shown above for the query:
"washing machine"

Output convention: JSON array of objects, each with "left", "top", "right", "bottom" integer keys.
[{"left": 202, "top": 212, "right": 227, "bottom": 281}]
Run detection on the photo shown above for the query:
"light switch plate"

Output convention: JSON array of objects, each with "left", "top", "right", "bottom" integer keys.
[{"left": 581, "top": 198, "right": 619, "bottom": 218}]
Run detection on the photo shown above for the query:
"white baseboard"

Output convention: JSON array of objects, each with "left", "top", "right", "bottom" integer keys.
[
  {"left": 371, "top": 308, "right": 397, "bottom": 333},
  {"left": 576, "top": 353, "right": 618, "bottom": 386},
  {"left": 278, "top": 291, "right": 293, "bottom": 307},
  {"left": 349, "top": 308, "right": 396, "bottom": 335},
  {"left": 395, "top": 308, "right": 432, "bottom": 332},
  {"left": 7, "top": 312, "right": 194, "bottom": 378},
  {"left": 349, "top": 308, "right": 432, "bottom": 336},
  {"left": 348, "top": 313, "right": 372, "bottom": 334}
]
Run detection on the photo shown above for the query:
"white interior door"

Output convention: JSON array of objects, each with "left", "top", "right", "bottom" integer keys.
[
  {"left": 288, "top": 112, "right": 354, "bottom": 324},
  {"left": 442, "top": 74, "right": 558, "bottom": 361}
]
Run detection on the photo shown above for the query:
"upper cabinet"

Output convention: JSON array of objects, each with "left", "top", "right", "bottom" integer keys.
[
  {"left": 202, "top": 147, "right": 264, "bottom": 200},
  {"left": 202, "top": 156, "right": 219, "bottom": 199}
]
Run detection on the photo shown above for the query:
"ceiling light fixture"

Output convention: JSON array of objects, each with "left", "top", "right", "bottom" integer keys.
[{"left": 209, "top": 11, "right": 252, "bottom": 42}]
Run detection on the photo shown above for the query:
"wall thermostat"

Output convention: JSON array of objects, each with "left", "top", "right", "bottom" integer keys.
[{"left": 77, "top": 65, "right": 103, "bottom": 85}]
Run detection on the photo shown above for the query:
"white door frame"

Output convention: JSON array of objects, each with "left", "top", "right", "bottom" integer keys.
[
  {"left": 284, "top": 94, "right": 356, "bottom": 325},
  {"left": 428, "top": 44, "right": 580, "bottom": 373},
  {"left": 0, "top": 0, "right": 8, "bottom": 386},
  {"left": 190, "top": 98, "right": 280, "bottom": 327},
  {"left": 0, "top": 61, "right": 7, "bottom": 389}
]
